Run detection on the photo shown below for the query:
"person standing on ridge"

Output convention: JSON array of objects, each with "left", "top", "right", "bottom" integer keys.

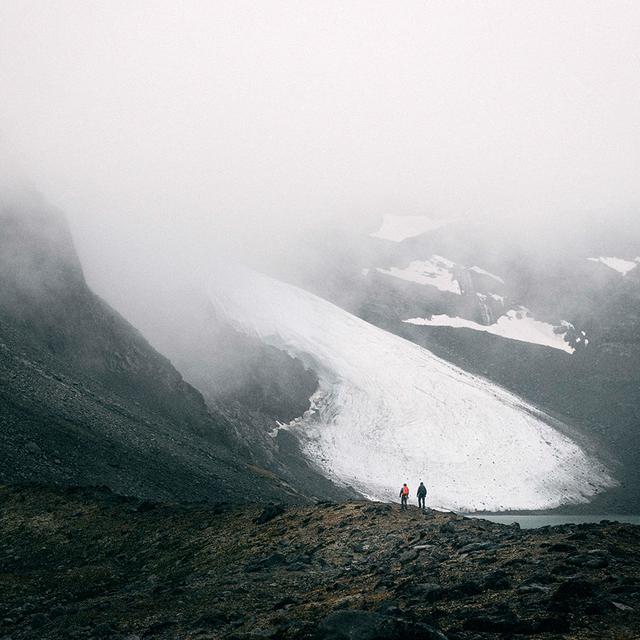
[
  {"left": 417, "top": 481, "right": 427, "bottom": 510},
  {"left": 399, "top": 483, "right": 409, "bottom": 510}
]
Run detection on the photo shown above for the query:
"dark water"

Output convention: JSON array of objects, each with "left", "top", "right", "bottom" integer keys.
[{"left": 467, "top": 514, "right": 640, "bottom": 529}]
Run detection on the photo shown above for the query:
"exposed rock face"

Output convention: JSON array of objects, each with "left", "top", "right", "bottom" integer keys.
[
  {"left": 0, "top": 195, "right": 225, "bottom": 438},
  {"left": 1, "top": 485, "right": 639, "bottom": 639},
  {"left": 128, "top": 288, "right": 338, "bottom": 498},
  {"left": 0, "top": 192, "right": 352, "bottom": 503},
  {"left": 154, "top": 296, "right": 319, "bottom": 424}
]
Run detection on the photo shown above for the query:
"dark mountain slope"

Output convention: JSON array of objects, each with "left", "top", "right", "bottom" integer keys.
[
  {"left": 105, "top": 284, "right": 346, "bottom": 501},
  {"left": 2, "top": 484, "right": 639, "bottom": 639},
  {"left": 140, "top": 291, "right": 318, "bottom": 424},
  {"left": 0, "top": 192, "right": 351, "bottom": 503},
  {"left": 0, "top": 196, "right": 215, "bottom": 435}
]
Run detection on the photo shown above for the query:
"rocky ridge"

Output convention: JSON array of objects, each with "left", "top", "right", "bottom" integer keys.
[{"left": 1, "top": 484, "right": 638, "bottom": 639}]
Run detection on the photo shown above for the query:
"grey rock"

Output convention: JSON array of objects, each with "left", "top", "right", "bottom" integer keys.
[
  {"left": 255, "top": 504, "right": 285, "bottom": 525},
  {"left": 414, "top": 583, "right": 445, "bottom": 601},
  {"left": 92, "top": 622, "right": 114, "bottom": 637},
  {"left": 457, "top": 541, "right": 495, "bottom": 554},
  {"left": 484, "top": 569, "right": 512, "bottom": 590},
  {"left": 567, "top": 553, "right": 609, "bottom": 569},
  {"left": 25, "top": 441, "right": 42, "bottom": 455},
  {"left": 316, "top": 610, "right": 448, "bottom": 640},
  {"left": 547, "top": 542, "right": 578, "bottom": 553},
  {"left": 399, "top": 549, "right": 419, "bottom": 563},
  {"left": 517, "top": 583, "right": 552, "bottom": 594},
  {"left": 29, "top": 613, "right": 49, "bottom": 629}
]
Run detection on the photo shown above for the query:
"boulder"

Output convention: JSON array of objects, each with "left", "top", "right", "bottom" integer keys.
[
  {"left": 316, "top": 610, "right": 448, "bottom": 640},
  {"left": 484, "top": 570, "right": 512, "bottom": 590},
  {"left": 547, "top": 542, "right": 578, "bottom": 553},
  {"left": 550, "top": 578, "right": 597, "bottom": 610},
  {"left": 255, "top": 504, "right": 285, "bottom": 524},
  {"left": 414, "top": 583, "right": 445, "bottom": 602},
  {"left": 457, "top": 541, "right": 495, "bottom": 554},
  {"left": 399, "top": 549, "right": 419, "bottom": 564},
  {"left": 244, "top": 553, "right": 287, "bottom": 572},
  {"left": 567, "top": 553, "right": 609, "bottom": 569}
]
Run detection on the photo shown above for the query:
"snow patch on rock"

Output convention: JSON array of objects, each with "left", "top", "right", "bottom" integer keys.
[
  {"left": 404, "top": 307, "right": 576, "bottom": 354},
  {"left": 469, "top": 266, "right": 505, "bottom": 284},
  {"left": 370, "top": 215, "right": 452, "bottom": 242},
  {"left": 376, "top": 256, "right": 462, "bottom": 295},
  {"left": 376, "top": 255, "right": 505, "bottom": 297},
  {"left": 588, "top": 256, "right": 640, "bottom": 276}
]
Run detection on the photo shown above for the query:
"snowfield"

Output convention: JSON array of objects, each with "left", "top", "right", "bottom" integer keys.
[
  {"left": 404, "top": 308, "right": 577, "bottom": 354},
  {"left": 469, "top": 265, "right": 505, "bottom": 284},
  {"left": 370, "top": 214, "right": 452, "bottom": 242},
  {"left": 210, "top": 268, "right": 613, "bottom": 511},
  {"left": 376, "top": 256, "right": 462, "bottom": 295},
  {"left": 588, "top": 256, "right": 640, "bottom": 276},
  {"left": 375, "top": 254, "right": 506, "bottom": 297}
]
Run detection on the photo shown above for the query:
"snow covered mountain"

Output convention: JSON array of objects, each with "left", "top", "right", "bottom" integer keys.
[
  {"left": 251, "top": 211, "right": 640, "bottom": 511},
  {"left": 210, "top": 267, "right": 613, "bottom": 512}
]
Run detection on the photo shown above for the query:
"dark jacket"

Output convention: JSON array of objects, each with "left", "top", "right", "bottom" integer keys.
[{"left": 417, "top": 484, "right": 427, "bottom": 497}]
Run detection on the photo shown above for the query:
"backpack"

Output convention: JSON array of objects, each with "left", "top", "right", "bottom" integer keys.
[{"left": 402, "top": 485, "right": 409, "bottom": 496}]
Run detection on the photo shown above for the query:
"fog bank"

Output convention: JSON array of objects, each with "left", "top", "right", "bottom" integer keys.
[{"left": 1, "top": 1, "right": 640, "bottom": 305}]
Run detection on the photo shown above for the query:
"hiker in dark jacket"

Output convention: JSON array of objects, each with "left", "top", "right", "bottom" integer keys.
[
  {"left": 399, "top": 483, "right": 409, "bottom": 510},
  {"left": 417, "top": 481, "right": 427, "bottom": 510}
]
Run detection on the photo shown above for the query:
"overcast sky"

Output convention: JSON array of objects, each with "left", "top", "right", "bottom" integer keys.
[{"left": 2, "top": 1, "right": 640, "bottom": 290}]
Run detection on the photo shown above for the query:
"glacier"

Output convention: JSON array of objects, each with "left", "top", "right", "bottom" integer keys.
[{"left": 209, "top": 267, "right": 614, "bottom": 511}]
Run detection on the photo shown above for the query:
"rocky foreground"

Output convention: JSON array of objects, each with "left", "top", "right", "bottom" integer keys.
[{"left": 0, "top": 485, "right": 639, "bottom": 640}]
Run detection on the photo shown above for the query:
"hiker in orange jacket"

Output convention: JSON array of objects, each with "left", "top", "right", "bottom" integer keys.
[{"left": 399, "top": 483, "right": 409, "bottom": 510}]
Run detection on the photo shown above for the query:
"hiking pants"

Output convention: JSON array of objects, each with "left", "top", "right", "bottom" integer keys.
[
  {"left": 400, "top": 496, "right": 408, "bottom": 510},
  {"left": 418, "top": 495, "right": 426, "bottom": 509}
]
